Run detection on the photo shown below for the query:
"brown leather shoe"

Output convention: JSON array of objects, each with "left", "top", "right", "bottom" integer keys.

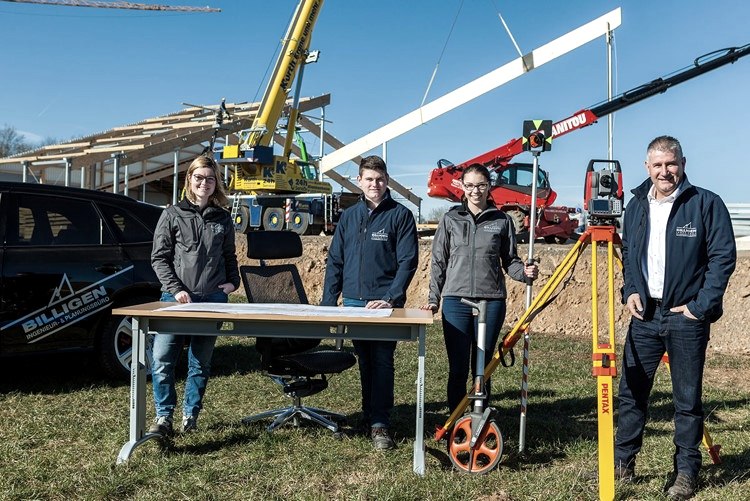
[{"left": 666, "top": 472, "right": 697, "bottom": 500}]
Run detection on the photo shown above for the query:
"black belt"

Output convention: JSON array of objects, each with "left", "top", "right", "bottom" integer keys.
[{"left": 649, "top": 298, "right": 662, "bottom": 307}]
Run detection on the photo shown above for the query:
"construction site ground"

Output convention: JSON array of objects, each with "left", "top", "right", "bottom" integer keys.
[{"left": 234, "top": 236, "right": 750, "bottom": 356}]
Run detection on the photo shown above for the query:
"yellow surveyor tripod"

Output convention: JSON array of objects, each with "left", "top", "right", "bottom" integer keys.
[{"left": 434, "top": 225, "right": 721, "bottom": 499}]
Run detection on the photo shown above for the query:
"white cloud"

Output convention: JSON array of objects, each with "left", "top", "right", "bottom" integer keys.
[{"left": 19, "top": 130, "right": 44, "bottom": 144}]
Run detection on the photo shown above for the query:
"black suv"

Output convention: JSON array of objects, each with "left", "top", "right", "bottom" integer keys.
[{"left": 0, "top": 181, "right": 163, "bottom": 378}]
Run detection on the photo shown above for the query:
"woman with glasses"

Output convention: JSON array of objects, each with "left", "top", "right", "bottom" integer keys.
[
  {"left": 149, "top": 155, "right": 240, "bottom": 437},
  {"left": 421, "top": 163, "right": 537, "bottom": 414}
]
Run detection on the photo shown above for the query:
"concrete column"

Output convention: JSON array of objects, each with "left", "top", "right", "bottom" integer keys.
[
  {"left": 318, "top": 106, "right": 326, "bottom": 181},
  {"left": 124, "top": 164, "right": 130, "bottom": 197},
  {"left": 64, "top": 158, "right": 71, "bottom": 187},
  {"left": 112, "top": 154, "right": 121, "bottom": 194}
]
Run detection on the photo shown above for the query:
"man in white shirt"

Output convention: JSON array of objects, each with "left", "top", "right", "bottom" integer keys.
[{"left": 615, "top": 136, "right": 736, "bottom": 500}]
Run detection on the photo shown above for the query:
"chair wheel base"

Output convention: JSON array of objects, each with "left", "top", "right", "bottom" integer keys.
[{"left": 242, "top": 405, "right": 347, "bottom": 433}]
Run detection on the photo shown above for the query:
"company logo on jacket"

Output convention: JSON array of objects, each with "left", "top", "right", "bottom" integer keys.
[
  {"left": 482, "top": 222, "right": 502, "bottom": 232},
  {"left": 676, "top": 222, "right": 697, "bottom": 238},
  {"left": 371, "top": 228, "right": 389, "bottom": 241}
]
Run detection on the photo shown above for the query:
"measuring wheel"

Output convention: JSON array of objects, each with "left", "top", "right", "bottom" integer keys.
[{"left": 448, "top": 415, "right": 503, "bottom": 474}]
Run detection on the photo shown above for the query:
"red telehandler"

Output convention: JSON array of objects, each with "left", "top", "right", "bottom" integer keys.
[{"left": 427, "top": 43, "right": 750, "bottom": 242}]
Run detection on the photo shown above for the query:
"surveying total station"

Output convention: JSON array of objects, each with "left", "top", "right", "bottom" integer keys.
[{"left": 583, "top": 159, "right": 624, "bottom": 226}]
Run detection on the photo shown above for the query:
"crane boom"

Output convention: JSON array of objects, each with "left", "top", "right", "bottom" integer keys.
[
  {"left": 426, "top": 43, "right": 750, "bottom": 242},
  {"left": 0, "top": 0, "right": 220, "bottom": 11},
  {"left": 240, "top": 0, "right": 322, "bottom": 150},
  {"left": 459, "top": 43, "right": 750, "bottom": 169},
  {"left": 219, "top": 0, "right": 335, "bottom": 236}
]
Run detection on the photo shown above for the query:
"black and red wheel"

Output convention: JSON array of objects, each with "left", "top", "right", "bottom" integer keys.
[{"left": 448, "top": 415, "right": 503, "bottom": 474}]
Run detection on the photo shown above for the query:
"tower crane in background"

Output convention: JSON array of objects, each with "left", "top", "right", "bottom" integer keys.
[{"left": 0, "top": 0, "right": 219, "bottom": 12}]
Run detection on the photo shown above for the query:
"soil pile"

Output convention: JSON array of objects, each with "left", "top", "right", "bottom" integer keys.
[{"left": 235, "top": 236, "right": 750, "bottom": 354}]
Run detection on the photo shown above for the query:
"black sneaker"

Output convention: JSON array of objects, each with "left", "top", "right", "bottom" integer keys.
[
  {"left": 371, "top": 427, "right": 395, "bottom": 450},
  {"left": 182, "top": 415, "right": 198, "bottom": 433},
  {"left": 148, "top": 416, "right": 173, "bottom": 437},
  {"left": 666, "top": 472, "right": 697, "bottom": 500}
]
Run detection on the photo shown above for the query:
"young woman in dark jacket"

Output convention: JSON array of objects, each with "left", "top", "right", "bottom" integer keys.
[
  {"left": 149, "top": 155, "right": 239, "bottom": 436},
  {"left": 422, "top": 164, "right": 537, "bottom": 412}
]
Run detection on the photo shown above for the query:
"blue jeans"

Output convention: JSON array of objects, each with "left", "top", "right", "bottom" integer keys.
[
  {"left": 151, "top": 290, "right": 228, "bottom": 419},
  {"left": 344, "top": 298, "right": 396, "bottom": 429},
  {"left": 615, "top": 306, "right": 709, "bottom": 477},
  {"left": 441, "top": 297, "right": 506, "bottom": 412}
]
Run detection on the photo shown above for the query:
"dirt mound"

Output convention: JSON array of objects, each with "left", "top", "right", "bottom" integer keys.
[{"left": 235, "top": 236, "right": 750, "bottom": 354}]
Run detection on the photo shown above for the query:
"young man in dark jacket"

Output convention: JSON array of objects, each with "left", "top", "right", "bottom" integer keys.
[
  {"left": 615, "top": 136, "right": 736, "bottom": 499},
  {"left": 322, "top": 155, "right": 418, "bottom": 450}
]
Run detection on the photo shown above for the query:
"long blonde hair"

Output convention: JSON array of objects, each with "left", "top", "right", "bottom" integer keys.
[{"left": 183, "top": 155, "right": 229, "bottom": 207}]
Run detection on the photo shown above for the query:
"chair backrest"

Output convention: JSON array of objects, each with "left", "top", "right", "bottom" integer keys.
[
  {"left": 246, "top": 230, "right": 303, "bottom": 260},
  {"left": 241, "top": 264, "right": 309, "bottom": 305},
  {"left": 240, "top": 231, "right": 319, "bottom": 360}
]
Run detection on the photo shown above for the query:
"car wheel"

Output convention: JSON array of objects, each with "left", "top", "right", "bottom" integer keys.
[{"left": 97, "top": 296, "right": 155, "bottom": 379}]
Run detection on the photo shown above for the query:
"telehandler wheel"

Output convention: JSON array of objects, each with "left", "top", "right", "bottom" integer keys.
[
  {"left": 448, "top": 415, "right": 503, "bottom": 474},
  {"left": 262, "top": 207, "right": 285, "bottom": 231},
  {"left": 507, "top": 209, "right": 528, "bottom": 243}
]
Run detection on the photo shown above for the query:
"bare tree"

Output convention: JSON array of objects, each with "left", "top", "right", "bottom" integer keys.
[
  {"left": 0, "top": 125, "right": 32, "bottom": 158},
  {"left": 424, "top": 205, "right": 451, "bottom": 223}
]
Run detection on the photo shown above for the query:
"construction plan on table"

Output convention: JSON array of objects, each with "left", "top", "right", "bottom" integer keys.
[{"left": 157, "top": 303, "right": 393, "bottom": 318}]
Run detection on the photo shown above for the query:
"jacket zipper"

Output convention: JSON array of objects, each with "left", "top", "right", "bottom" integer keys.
[
  {"left": 359, "top": 210, "right": 367, "bottom": 300},
  {"left": 470, "top": 217, "right": 476, "bottom": 296},
  {"left": 197, "top": 210, "right": 206, "bottom": 295}
]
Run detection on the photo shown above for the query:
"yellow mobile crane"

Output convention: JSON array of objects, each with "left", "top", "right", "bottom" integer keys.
[{"left": 221, "top": 0, "right": 348, "bottom": 234}]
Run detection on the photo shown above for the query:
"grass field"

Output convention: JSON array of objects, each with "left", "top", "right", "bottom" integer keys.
[{"left": 1, "top": 326, "right": 749, "bottom": 500}]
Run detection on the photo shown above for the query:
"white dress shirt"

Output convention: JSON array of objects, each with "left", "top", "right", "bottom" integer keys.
[{"left": 643, "top": 184, "right": 680, "bottom": 299}]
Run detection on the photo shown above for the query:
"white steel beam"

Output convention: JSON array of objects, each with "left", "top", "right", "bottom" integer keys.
[{"left": 320, "top": 8, "right": 621, "bottom": 173}]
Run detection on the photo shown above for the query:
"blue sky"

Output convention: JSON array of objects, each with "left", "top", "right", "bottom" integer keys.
[{"left": 1, "top": 0, "right": 748, "bottom": 215}]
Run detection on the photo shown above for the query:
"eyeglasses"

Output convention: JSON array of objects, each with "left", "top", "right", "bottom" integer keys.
[
  {"left": 463, "top": 183, "right": 489, "bottom": 192},
  {"left": 192, "top": 174, "right": 217, "bottom": 185}
]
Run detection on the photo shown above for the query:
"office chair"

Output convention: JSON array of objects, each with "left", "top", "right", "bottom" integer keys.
[{"left": 240, "top": 230, "right": 356, "bottom": 433}]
